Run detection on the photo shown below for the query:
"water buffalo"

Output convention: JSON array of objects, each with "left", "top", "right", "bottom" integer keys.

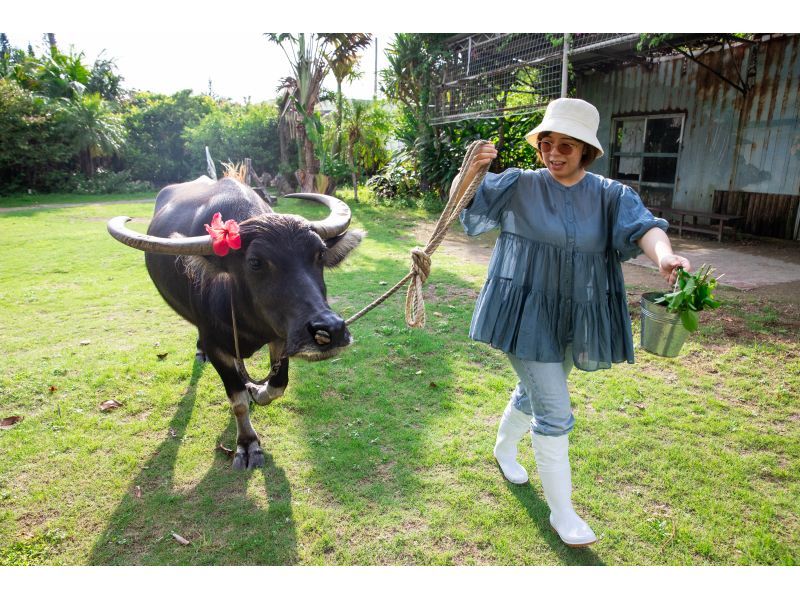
[{"left": 108, "top": 174, "right": 363, "bottom": 469}]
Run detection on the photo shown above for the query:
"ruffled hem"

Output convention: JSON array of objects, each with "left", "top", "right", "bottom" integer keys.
[
  {"left": 470, "top": 231, "right": 637, "bottom": 371},
  {"left": 469, "top": 277, "right": 633, "bottom": 371}
]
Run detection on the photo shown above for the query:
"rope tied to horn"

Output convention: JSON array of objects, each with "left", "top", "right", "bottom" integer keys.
[{"left": 345, "top": 139, "right": 492, "bottom": 328}]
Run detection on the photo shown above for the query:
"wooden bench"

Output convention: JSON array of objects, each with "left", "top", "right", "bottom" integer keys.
[{"left": 645, "top": 206, "right": 743, "bottom": 242}]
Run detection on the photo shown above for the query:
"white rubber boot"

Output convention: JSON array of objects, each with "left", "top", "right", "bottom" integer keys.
[
  {"left": 531, "top": 432, "right": 597, "bottom": 547},
  {"left": 493, "top": 404, "right": 531, "bottom": 484}
]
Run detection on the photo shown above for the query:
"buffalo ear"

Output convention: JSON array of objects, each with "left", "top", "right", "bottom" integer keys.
[{"left": 323, "top": 229, "right": 365, "bottom": 268}]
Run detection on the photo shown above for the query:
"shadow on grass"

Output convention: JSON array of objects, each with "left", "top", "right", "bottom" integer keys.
[
  {"left": 506, "top": 482, "right": 605, "bottom": 565},
  {"left": 87, "top": 359, "right": 297, "bottom": 565}
]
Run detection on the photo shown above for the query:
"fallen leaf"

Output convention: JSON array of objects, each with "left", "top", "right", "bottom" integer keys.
[
  {"left": 1, "top": 416, "right": 23, "bottom": 430},
  {"left": 415, "top": 370, "right": 423, "bottom": 375},
  {"left": 171, "top": 531, "right": 190, "bottom": 546},
  {"left": 134, "top": 486, "right": 142, "bottom": 499},
  {"left": 49, "top": 385, "right": 57, "bottom": 393},
  {"left": 79, "top": 340, "right": 91, "bottom": 346},
  {"left": 216, "top": 443, "right": 234, "bottom": 458},
  {"left": 169, "top": 427, "right": 177, "bottom": 438},
  {"left": 634, "top": 403, "right": 646, "bottom": 410},
  {"left": 99, "top": 400, "right": 123, "bottom": 412},
  {"left": 429, "top": 381, "right": 438, "bottom": 388},
  {"left": 157, "top": 353, "right": 168, "bottom": 360},
  {"left": 378, "top": 281, "right": 388, "bottom": 286}
]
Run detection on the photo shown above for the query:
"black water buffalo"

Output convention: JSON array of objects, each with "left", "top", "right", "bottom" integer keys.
[{"left": 108, "top": 175, "right": 363, "bottom": 469}]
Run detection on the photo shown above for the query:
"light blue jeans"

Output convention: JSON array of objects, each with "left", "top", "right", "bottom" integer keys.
[{"left": 507, "top": 347, "right": 575, "bottom": 437}]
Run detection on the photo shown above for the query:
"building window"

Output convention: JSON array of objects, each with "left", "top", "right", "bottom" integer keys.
[{"left": 610, "top": 114, "right": 684, "bottom": 207}]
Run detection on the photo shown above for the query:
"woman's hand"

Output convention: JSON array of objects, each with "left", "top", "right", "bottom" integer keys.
[
  {"left": 465, "top": 142, "right": 497, "bottom": 179},
  {"left": 659, "top": 254, "right": 692, "bottom": 286}
]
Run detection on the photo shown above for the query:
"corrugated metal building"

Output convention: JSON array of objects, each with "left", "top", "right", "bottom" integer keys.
[{"left": 576, "top": 33, "right": 800, "bottom": 239}]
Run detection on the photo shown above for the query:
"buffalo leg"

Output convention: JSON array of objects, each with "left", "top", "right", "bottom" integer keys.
[
  {"left": 195, "top": 337, "right": 209, "bottom": 363},
  {"left": 247, "top": 342, "right": 289, "bottom": 406},
  {"left": 206, "top": 348, "right": 264, "bottom": 470}
]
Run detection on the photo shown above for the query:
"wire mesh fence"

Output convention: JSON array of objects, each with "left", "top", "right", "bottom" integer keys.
[{"left": 431, "top": 33, "right": 636, "bottom": 125}]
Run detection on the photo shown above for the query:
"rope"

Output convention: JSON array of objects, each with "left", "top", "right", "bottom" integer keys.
[{"left": 345, "top": 139, "right": 492, "bottom": 328}]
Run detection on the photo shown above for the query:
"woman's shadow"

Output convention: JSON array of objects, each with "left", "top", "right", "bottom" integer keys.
[
  {"left": 505, "top": 472, "right": 606, "bottom": 565},
  {"left": 88, "top": 359, "right": 298, "bottom": 565}
]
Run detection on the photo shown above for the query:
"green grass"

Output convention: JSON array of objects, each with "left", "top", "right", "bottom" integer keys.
[
  {"left": 0, "top": 197, "right": 798, "bottom": 565},
  {"left": 0, "top": 191, "right": 155, "bottom": 210}
]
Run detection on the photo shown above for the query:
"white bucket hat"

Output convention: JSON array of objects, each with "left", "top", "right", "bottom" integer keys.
[{"left": 525, "top": 98, "right": 604, "bottom": 158}]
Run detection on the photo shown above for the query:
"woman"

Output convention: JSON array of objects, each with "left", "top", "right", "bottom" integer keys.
[{"left": 458, "top": 98, "right": 690, "bottom": 548}]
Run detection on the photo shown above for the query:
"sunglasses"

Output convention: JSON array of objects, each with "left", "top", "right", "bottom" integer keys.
[{"left": 537, "top": 139, "right": 581, "bottom": 155}]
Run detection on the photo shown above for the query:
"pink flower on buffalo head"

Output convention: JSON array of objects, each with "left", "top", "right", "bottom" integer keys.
[{"left": 204, "top": 212, "right": 241, "bottom": 256}]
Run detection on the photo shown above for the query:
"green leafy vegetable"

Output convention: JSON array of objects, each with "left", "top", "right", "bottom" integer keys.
[{"left": 653, "top": 265, "right": 722, "bottom": 332}]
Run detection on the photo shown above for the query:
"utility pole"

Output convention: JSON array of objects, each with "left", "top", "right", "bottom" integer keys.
[
  {"left": 561, "top": 33, "right": 570, "bottom": 97},
  {"left": 373, "top": 36, "right": 378, "bottom": 100}
]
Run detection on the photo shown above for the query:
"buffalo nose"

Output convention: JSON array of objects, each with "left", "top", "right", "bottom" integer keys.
[{"left": 307, "top": 316, "right": 347, "bottom": 346}]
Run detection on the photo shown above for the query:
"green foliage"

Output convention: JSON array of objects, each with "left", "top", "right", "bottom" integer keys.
[
  {"left": 382, "top": 34, "right": 544, "bottom": 202},
  {"left": 184, "top": 101, "right": 281, "bottom": 177},
  {"left": 654, "top": 265, "right": 723, "bottom": 332},
  {"left": 637, "top": 33, "right": 675, "bottom": 52},
  {"left": 118, "top": 90, "right": 215, "bottom": 185},
  {"left": 367, "top": 159, "right": 420, "bottom": 203},
  {"left": 0, "top": 78, "right": 75, "bottom": 193},
  {"left": 58, "top": 91, "right": 126, "bottom": 177},
  {"left": 67, "top": 170, "right": 152, "bottom": 194}
]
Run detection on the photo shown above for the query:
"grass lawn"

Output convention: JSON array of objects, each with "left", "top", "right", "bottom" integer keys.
[
  {"left": 0, "top": 195, "right": 798, "bottom": 565},
  {"left": 0, "top": 191, "right": 155, "bottom": 210}
]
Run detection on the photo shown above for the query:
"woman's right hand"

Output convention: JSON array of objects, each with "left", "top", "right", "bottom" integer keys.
[{"left": 465, "top": 142, "right": 497, "bottom": 179}]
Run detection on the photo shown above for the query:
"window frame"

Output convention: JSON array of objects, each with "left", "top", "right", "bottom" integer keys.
[{"left": 609, "top": 113, "right": 685, "bottom": 201}]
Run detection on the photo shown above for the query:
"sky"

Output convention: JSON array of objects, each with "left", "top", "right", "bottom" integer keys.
[
  {"left": 4, "top": 1, "right": 779, "bottom": 105},
  {"left": 3, "top": 31, "right": 393, "bottom": 104}
]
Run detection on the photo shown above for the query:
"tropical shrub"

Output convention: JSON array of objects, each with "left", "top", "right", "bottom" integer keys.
[
  {"left": 367, "top": 158, "right": 420, "bottom": 203},
  {"left": 68, "top": 169, "right": 152, "bottom": 194},
  {"left": 184, "top": 101, "right": 282, "bottom": 177},
  {"left": 0, "top": 78, "right": 74, "bottom": 193},
  {"left": 118, "top": 90, "right": 214, "bottom": 185}
]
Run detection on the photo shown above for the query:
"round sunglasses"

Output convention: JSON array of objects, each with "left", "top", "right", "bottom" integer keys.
[{"left": 537, "top": 139, "right": 581, "bottom": 155}]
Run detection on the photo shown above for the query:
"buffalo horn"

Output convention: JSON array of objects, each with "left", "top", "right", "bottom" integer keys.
[
  {"left": 285, "top": 193, "right": 351, "bottom": 239},
  {"left": 107, "top": 216, "right": 216, "bottom": 255}
]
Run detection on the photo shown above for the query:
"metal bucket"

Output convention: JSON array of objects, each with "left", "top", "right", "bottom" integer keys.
[{"left": 640, "top": 292, "right": 690, "bottom": 357}]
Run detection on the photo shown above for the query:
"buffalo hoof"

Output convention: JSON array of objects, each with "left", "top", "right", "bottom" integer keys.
[
  {"left": 232, "top": 440, "right": 265, "bottom": 470},
  {"left": 195, "top": 349, "right": 209, "bottom": 363}
]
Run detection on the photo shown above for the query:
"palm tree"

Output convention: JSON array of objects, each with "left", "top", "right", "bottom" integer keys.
[
  {"left": 382, "top": 34, "right": 449, "bottom": 194},
  {"left": 266, "top": 33, "right": 371, "bottom": 192},
  {"left": 35, "top": 48, "right": 90, "bottom": 100},
  {"left": 266, "top": 33, "right": 331, "bottom": 192},
  {"left": 59, "top": 92, "right": 125, "bottom": 177},
  {"left": 344, "top": 99, "right": 392, "bottom": 201},
  {"left": 324, "top": 34, "right": 371, "bottom": 157}
]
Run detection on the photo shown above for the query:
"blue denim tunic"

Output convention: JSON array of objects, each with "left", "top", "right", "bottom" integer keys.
[{"left": 459, "top": 168, "right": 668, "bottom": 371}]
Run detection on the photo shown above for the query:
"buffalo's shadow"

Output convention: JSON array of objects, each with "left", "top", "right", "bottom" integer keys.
[{"left": 88, "top": 359, "right": 297, "bottom": 565}]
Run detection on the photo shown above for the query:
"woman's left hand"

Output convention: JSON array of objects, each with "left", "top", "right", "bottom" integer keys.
[{"left": 659, "top": 254, "right": 691, "bottom": 286}]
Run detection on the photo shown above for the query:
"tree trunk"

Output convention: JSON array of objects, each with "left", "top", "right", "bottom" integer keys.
[
  {"left": 348, "top": 144, "right": 358, "bottom": 201},
  {"left": 278, "top": 121, "right": 289, "bottom": 167},
  {"left": 81, "top": 149, "right": 94, "bottom": 178},
  {"left": 334, "top": 79, "right": 343, "bottom": 158}
]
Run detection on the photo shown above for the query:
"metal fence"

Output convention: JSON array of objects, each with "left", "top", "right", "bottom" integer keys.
[{"left": 430, "top": 33, "right": 636, "bottom": 125}]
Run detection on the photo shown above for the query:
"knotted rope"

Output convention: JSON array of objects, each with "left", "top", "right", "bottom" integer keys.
[{"left": 345, "top": 139, "right": 492, "bottom": 328}]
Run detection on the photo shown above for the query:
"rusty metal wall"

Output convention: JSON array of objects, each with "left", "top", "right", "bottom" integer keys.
[{"left": 577, "top": 34, "right": 800, "bottom": 239}]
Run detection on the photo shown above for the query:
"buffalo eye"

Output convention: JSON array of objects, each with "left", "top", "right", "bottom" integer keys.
[
  {"left": 247, "top": 257, "right": 263, "bottom": 271},
  {"left": 317, "top": 248, "right": 326, "bottom": 263}
]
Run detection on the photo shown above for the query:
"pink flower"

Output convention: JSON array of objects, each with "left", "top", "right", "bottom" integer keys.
[{"left": 204, "top": 212, "right": 241, "bottom": 256}]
